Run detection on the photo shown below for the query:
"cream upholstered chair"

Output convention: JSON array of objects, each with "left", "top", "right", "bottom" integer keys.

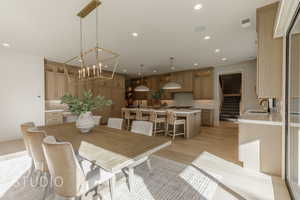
[
  {"left": 20, "top": 122, "right": 36, "bottom": 176},
  {"left": 107, "top": 118, "right": 123, "bottom": 130},
  {"left": 42, "top": 136, "right": 115, "bottom": 200},
  {"left": 26, "top": 128, "right": 50, "bottom": 200},
  {"left": 123, "top": 108, "right": 135, "bottom": 130},
  {"left": 131, "top": 120, "right": 153, "bottom": 136},
  {"left": 166, "top": 111, "right": 186, "bottom": 140},
  {"left": 93, "top": 115, "right": 102, "bottom": 126},
  {"left": 149, "top": 111, "right": 166, "bottom": 136},
  {"left": 126, "top": 120, "right": 153, "bottom": 191}
]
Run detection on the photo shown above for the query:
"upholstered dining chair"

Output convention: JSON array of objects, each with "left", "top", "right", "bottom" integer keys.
[
  {"left": 20, "top": 122, "right": 36, "bottom": 176},
  {"left": 149, "top": 111, "right": 166, "bottom": 136},
  {"left": 42, "top": 136, "right": 114, "bottom": 200},
  {"left": 107, "top": 118, "right": 123, "bottom": 130},
  {"left": 26, "top": 128, "right": 50, "bottom": 200},
  {"left": 93, "top": 115, "right": 102, "bottom": 126},
  {"left": 126, "top": 120, "right": 153, "bottom": 191},
  {"left": 166, "top": 111, "right": 186, "bottom": 140}
]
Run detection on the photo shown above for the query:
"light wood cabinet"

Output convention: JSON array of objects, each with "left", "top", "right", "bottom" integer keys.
[
  {"left": 45, "top": 71, "right": 67, "bottom": 100},
  {"left": 256, "top": 2, "right": 282, "bottom": 98},
  {"left": 194, "top": 68, "right": 214, "bottom": 99},
  {"left": 45, "top": 111, "right": 63, "bottom": 125}
]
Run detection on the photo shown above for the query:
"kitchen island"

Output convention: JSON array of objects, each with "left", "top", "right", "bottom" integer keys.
[{"left": 122, "top": 108, "right": 202, "bottom": 139}]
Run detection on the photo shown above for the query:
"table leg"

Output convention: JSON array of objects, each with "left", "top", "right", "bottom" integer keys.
[
  {"left": 128, "top": 167, "right": 134, "bottom": 192},
  {"left": 109, "top": 174, "right": 116, "bottom": 200}
]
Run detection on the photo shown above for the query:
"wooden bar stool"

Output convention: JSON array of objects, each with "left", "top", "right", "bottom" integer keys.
[
  {"left": 123, "top": 108, "right": 136, "bottom": 130},
  {"left": 135, "top": 109, "right": 150, "bottom": 121},
  {"left": 166, "top": 111, "right": 186, "bottom": 140},
  {"left": 149, "top": 111, "right": 166, "bottom": 136}
]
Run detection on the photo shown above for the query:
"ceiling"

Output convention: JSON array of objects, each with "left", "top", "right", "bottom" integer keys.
[{"left": 0, "top": 0, "right": 278, "bottom": 77}]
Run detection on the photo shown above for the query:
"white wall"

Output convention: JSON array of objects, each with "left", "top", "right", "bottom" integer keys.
[
  {"left": 0, "top": 50, "right": 44, "bottom": 142},
  {"left": 214, "top": 60, "right": 260, "bottom": 125}
]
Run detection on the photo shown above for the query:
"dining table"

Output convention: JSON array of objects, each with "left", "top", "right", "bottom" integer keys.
[{"left": 40, "top": 123, "right": 171, "bottom": 199}]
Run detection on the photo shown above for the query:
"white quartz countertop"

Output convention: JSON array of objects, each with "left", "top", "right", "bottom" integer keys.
[
  {"left": 45, "top": 109, "right": 64, "bottom": 113},
  {"left": 238, "top": 113, "right": 282, "bottom": 126},
  {"left": 124, "top": 108, "right": 202, "bottom": 114}
]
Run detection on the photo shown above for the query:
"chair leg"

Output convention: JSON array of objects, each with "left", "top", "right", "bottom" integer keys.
[
  {"left": 165, "top": 123, "right": 168, "bottom": 136},
  {"left": 128, "top": 167, "right": 134, "bottom": 192},
  {"left": 146, "top": 159, "right": 152, "bottom": 172},
  {"left": 173, "top": 124, "right": 176, "bottom": 140},
  {"left": 154, "top": 122, "right": 157, "bottom": 136},
  {"left": 109, "top": 174, "right": 116, "bottom": 200}
]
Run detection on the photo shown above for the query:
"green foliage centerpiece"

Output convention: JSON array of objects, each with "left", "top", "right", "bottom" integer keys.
[{"left": 61, "top": 91, "right": 112, "bottom": 133}]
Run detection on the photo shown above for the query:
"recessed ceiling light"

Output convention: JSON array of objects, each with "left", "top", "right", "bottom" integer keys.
[
  {"left": 132, "top": 32, "right": 138, "bottom": 37},
  {"left": 78, "top": 59, "right": 82, "bottom": 63},
  {"left": 138, "top": 72, "right": 142, "bottom": 76},
  {"left": 194, "top": 4, "right": 203, "bottom": 10},
  {"left": 171, "top": 66, "right": 176, "bottom": 70},
  {"left": 153, "top": 70, "right": 157, "bottom": 73},
  {"left": 204, "top": 36, "right": 211, "bottom": 40},
  {"left": 2, "top": 43, "right": 10, "bottom": 47},
  {"left": 222, "top": 58, "right": 227, "bottom": 61},
  {"left": 104, "top": 65, "right": 108, "bottom": 68},
  {"left": 215, "top": 49, "right": 220, "bottom": 53},
  {"left": 123, "top": 69, "right": 127, "bottom": 73},
  {"left": 194, "top": 63, "right": 199, "bottom": 66}
]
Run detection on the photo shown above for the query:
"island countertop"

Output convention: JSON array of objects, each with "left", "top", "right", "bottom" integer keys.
[{"left": 238, "top": 112, "right": 282, "bottom": 126}]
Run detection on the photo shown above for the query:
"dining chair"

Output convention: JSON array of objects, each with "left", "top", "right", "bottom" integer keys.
[
  {"left": 107, "top": 118, "right": 123, "bottom": 130},
  {"left": 166, "top": 111, "right": 186, "bottom": 140},
  {"left": 20, "top": 122, "right": 36, "bottom": 176},
  {"left": 123, "top": 108, "right": 135, "bottom": 130},
  {"left": 42, "top": 136, "right": 115, "bottom": 200},
  {"left": 149, "top": 111, "right": 166, "bottom": 136},
  {"left": 26, "top": 128, "right": 50, "bottom": 200},
  {"left": 135, "top": 109, "right": 149, "bottom": 121},
  {"left": 126, "top": 120, "right": 153, "bottom": 191},
  {"left": 93, "top": 115, "right": 102, "bottom": 126}
]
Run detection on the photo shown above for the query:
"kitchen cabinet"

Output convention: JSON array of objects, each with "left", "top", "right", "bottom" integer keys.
[
  {"left": 45, "top": 111, "right": 63, "bottom": 125},
  {"left": 159, "top": 75, "right": 172, "bottom": 100},
  {"left": 45, "top": 71, "right": 67, "bottom": 100},
  {"left": 256, "top": 2, "right": 282, "bottom": 98},
  {"left": 194, "top": 68, "right": 214, "bottom": 99},
  {"left": 201, "top": 109, "right": 214, "bottom": 126},
  {"left": 111, "top": 88, "right": 125, "bottom": 117}
]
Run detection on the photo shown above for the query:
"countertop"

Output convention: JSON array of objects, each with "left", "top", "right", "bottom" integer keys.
[
  {"left": 124, "top": 108, "right": 202, "bottom": 114},
  {"left": 238, "top": 112, "right": 282, "bottom": 126}
]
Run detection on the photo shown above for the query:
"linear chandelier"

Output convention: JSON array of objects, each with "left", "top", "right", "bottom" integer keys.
[{"left": 64, "top": 0, "right": 120, "bottom": 81}]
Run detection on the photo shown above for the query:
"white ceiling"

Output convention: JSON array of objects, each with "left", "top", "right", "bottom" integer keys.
[{"left": 0, "top": 0, "right": 278, "bottom": 77}]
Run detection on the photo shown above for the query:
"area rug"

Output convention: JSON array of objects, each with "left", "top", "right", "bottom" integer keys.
[{"left": 0, "top": 153, "right": 218, "bottom": 200}]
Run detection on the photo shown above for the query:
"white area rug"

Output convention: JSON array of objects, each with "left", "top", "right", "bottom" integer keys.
[{"left": 0, "top": 153, "right": 218, "bottom": 200}]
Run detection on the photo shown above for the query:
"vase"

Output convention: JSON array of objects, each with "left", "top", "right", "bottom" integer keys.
[{"left": 76, "top": 111, "right": 95, "bottom": 133}]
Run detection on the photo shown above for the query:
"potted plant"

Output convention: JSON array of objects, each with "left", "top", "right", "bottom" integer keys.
[
  {"left": 151, "top": 89, "right": 164, "bottom": 107},
  {"left": 61, "top": 91, "right": 112, "bottom": 133}
]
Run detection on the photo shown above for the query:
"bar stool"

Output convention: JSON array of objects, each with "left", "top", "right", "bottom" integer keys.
[
  {"left": 166, "top": 111, "right": 186, "bottom": 140},
  {"left": 135, "top": 109, "right": 150, "bottom": 121},
  {"left": 123, "top": 108, "right": 135, "bottom": 130},
  {"left": 149, "top": 111, "right": 166, "bottom": 136}
]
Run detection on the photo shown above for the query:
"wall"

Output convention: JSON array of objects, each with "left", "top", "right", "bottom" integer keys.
[
  {"left": 0, "top": 50, "right": 44, "bottom": 142},
  {"left": 214, "top": 60, "right": 260, "bottom": 125}
]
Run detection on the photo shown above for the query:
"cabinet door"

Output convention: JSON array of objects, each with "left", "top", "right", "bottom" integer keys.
[
  {"left": 56, "top": 73, "right": 66, "bottom": 99},
  {"left": 183, "top": 71, "right": 193, "bottom": 91},
  {"left": 93, "top": 86, "right": 112, "bottom": 124},
  {"left": 67, "top": 78, "right": 77, "bottom": 96},
  {"left": 256, "top": 3, "right": 282, "bottom": 98},
  {"left": 45, "top": 71, "right": 56, "bottom": 100},
  {"left": 111, "top": 89, "right": 125, "bottom": 118}
]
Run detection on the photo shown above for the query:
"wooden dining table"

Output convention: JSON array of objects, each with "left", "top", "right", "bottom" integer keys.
[{"left": 40, "top": 123, "right": 171, "bottom": 199}]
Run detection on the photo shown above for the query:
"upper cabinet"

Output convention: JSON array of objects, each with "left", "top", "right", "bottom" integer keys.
[
  {"left": 194, "top": 68, "right": 214, "bottom": 99},
  {"left": 256, "top": 2, "right": 283, "bottom": 98}
]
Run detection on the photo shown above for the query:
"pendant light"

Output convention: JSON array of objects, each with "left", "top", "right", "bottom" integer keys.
[
  {"left": 135, "top": 64, "right": 150, "bottom": 92},
  {"left": 162, "top": 57, "right": 182, "bottom": 90},
  {"left": 64, "top": 0, "right": 120, "bottom": 82}
]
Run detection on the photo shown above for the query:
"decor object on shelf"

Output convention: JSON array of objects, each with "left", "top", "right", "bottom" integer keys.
[
  {"left": 64, "top": 0, "right": 120, "bottom": 82},
  {"left": 135, "top": 64, "right": 150, "bottom": 92},
  {"left": 162, "top": 57, "right": 182, "bottom": 90},
  {"left": 61, "top": 91, "right": 112, "bottom": 133}
]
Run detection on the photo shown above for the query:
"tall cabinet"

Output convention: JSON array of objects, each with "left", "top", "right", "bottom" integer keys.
[{"left": 256, "top": 2, "right": 283, "bottom": 98}]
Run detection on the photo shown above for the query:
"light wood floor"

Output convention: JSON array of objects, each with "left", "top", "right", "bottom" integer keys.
[{"left": 156, "top": 121, "right": 240, "bottom": 165}]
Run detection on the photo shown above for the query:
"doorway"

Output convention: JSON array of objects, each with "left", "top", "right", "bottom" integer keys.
[{"left": 219, "top": 73, "right": 242, "bottom": 121}]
